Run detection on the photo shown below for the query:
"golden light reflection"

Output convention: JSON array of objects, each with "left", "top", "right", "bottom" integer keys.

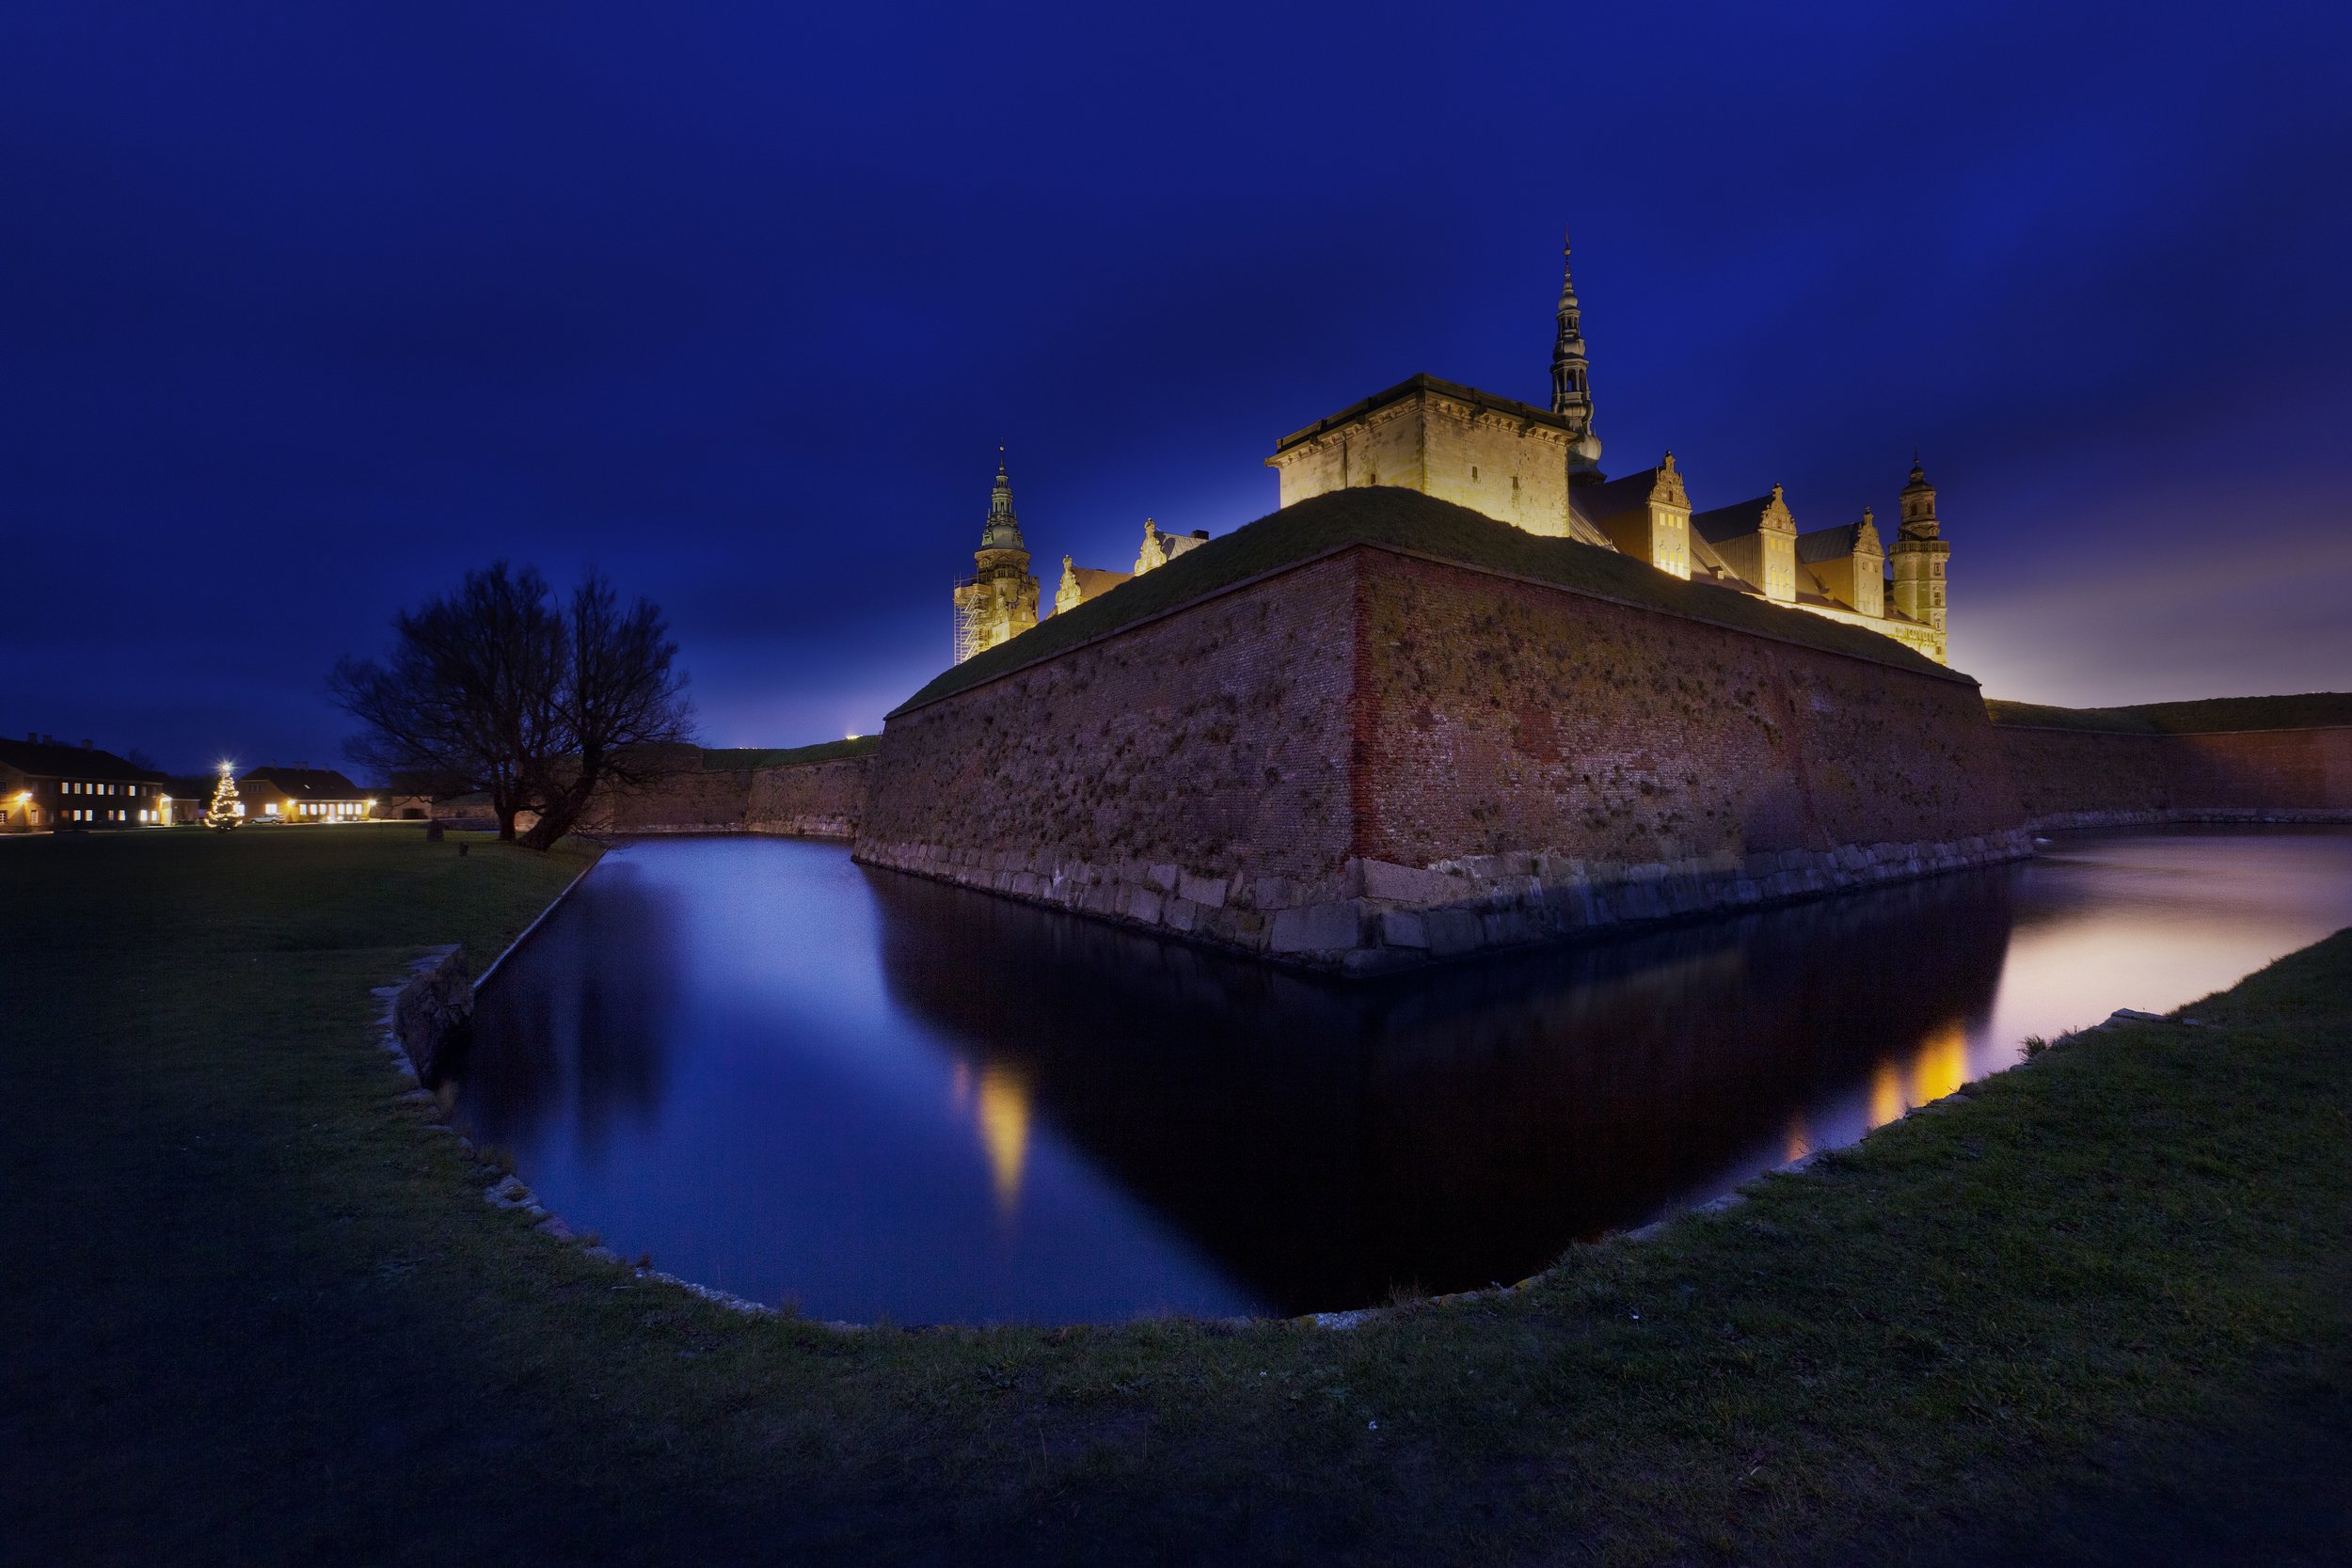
[
  {"left": 1910, "top": 1022, "right": 1969, "bottom": 1108},
  {"left": 1867, "top": 1060, "right": 1905, "bottom": 1130},
  {"left": 975, "top": 1064, "right": 1032, "bottom": 1217},
  {"left": 1783, "top": 1114, "right": 1812, "bottom": 1164}
]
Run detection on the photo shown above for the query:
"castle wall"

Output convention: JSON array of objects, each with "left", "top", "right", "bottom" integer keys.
[
  {"left": 855, "top": 543, "right": 2033, "bottom": 975},
  {"left": 1356, "top": 551, "right": 2020, "bottom": 865},
  {"left": 746, "top": 755, "right": 871, "bottom": 839},
  {"left": 1994, "top": 723, "right": 2352, "bottom": 829},
  {"left": 1271, "top": 388, "right": 1576, "bottom": 539},
  {"left": 577, "top": 746, "right": 873, "bottom": 838},
  {"left": 856, "top": 556, "right": 1362, "bottom": 950},
  {"left": 1417, "top": 402, "right": 1575, "bottom": 538},
  {"left": 576, "top": 745, "right": 755, "bottom": 833}
]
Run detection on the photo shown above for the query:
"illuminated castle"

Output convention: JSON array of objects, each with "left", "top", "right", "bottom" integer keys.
[
  {"left": 1266, "top": 231, "right": 1950, "bottom": 662},
  {"left": 951, "top": 230, "right": 1949, "bottom": 667}
]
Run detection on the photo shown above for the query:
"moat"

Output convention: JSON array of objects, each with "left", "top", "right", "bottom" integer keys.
[{"left": 447, "top": 826, "right": 2352, "bottom": 1324}]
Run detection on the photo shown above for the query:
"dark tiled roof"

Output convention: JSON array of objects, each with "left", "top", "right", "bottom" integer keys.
[
  {"left": 1796, "top": 523, "right": 1876, "bottom": 565},
  {"left": 1569, "top": 467, "right": 1663, "bottom": 527},
  {"left": 0, "top": 737, "right": 164, "bottom": 782},
  {"left": 239, "top": 767, "right": 367, "bottom": 799},
  {"left": 1688, "top": 531, "right": 1759, "bottom": 592},
  {"left": 1689, "top": 495, "right": 1781, "bottom": 545},
  {"left": 1273, "top": 373, "right": 1570, "bottom": 452}
]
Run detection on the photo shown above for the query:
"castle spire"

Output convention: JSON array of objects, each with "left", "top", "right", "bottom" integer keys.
[
  {"left": 1550, "top": 226, "right": 1602, "bottom": 474},
  {"left": 981, "top": 449, "right": 1025, "bottom": 550}
]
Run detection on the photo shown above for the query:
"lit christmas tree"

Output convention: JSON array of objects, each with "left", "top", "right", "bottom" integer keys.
[{"left": 203, "top": 763, "right": 242, "bottom": 832}]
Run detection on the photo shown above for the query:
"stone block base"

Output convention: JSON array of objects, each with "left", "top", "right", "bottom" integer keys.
[{"left": 851, "top": 830, "right": 2037, "bottom": 977}]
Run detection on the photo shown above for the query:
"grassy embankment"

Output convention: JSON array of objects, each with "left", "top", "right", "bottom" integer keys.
[{"left": 5, "top": 825, "right": 2347, "bottom": 1565}]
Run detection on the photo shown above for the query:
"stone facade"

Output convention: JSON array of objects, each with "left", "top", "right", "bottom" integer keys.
[
  {"left": 857, "top": 540, "right": 2027, "bottom": 975},
  {"left": 1269, "top": 375, "right": 1589, "bottom": 541}
]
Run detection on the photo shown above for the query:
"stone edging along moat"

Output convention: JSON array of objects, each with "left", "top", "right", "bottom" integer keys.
[{"left": 369, "top": 846, "right": 2217, "bottom": 1334}]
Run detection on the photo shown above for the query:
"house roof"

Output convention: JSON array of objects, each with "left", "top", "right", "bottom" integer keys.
[
  {"left": 1691, "top": 495, "right": 1781, "bottom": 546},
  {"left": 892, "top": 485, "right": 1966, "bottom": 716},
  {"left": 1796, "top": 522, "right": 1881, "bottom": 564},
  {"left": 1272, "top": 373, "right": 1572, "bottom": 453},
  {"left": 1568, "top": 467, "right": 1665, "bottom": 527},
  {"left": 0, "top": 737, "right": 165, "bottom": 783},
  {"left": 238, "top": 767, "right": 367, "bottom": 800}
]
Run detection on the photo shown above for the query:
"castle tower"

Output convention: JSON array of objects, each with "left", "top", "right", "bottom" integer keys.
[
  {"left": 951, "top": 454, "right": 1040, "bottom": 665},
  {"left": 1550, "top": 227, "right": 1604, "bottom": 480},
  {"left": 1888, "top": 458, "right": 1950, "bottom": 663}
]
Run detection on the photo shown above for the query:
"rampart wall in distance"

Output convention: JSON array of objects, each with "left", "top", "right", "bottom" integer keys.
[{"left": 1994, "top": 722, "right": 2352, "bottom": 830}]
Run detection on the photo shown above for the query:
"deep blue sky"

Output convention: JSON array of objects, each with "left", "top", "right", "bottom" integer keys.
[{"left": 5, "top": 3, "right": 2348, "bottom": 772}]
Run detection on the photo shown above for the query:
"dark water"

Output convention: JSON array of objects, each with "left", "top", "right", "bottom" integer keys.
[{"left": 449, "top": 827, "right": 2352, "bottom": 1324}]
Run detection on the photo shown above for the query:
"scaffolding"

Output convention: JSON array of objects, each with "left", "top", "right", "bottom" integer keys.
[{"left": 951, "top": 576, "right": 982, "bottom": 666}]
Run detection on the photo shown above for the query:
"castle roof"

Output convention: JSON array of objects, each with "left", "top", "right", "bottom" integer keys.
[
  {"left": 1569, "top": 467, "right": 1669, "bottom": 527},
  {"left": 893, "top": 486, "right": 1967, "bottom": 716},
  {"left": 1691, "top": 496, "right": 1777, "bottom": 545},
  {"left": 1272, "top": 373, "right": 1572, "bottom": 453},
  {"left": 1796, "top": 522, "right": 1883, "bottom": 564}
]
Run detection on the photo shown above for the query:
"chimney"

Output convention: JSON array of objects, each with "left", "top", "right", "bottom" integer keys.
[{"left": 80, "top": 738, "right": 93, "bottom": 750}]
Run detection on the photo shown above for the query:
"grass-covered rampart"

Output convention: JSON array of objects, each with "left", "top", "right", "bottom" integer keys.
[
  {"left": 5, "top": 826, "right": 2345, "bottom": 1565},
  {"left": 896, "top": 486, "right": 1961, "bottom": 714},
  {"left": 1986, "top": 691, "right": 2352, "bottom": 734}
]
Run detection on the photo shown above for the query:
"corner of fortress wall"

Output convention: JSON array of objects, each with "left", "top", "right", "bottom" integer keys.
[{"left": 850, "top": 545, "right": 2042, "bottom": 974}]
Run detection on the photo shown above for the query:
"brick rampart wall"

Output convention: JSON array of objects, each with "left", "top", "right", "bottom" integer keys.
[
  {"left": 857, "top": 555, "right": 1360, "bottom": 942},
  {"left": 1994, "top": 723, "right": 2352, "bottom": 829},
  {"left": 747, "top": 755, "right": 871, "bottom": 839},
  {"left": 856, "top": 545, "right": 2033, "bottom": 974},
  {"left": 576, "top": 745, "right": 755, "bottom": 833}
]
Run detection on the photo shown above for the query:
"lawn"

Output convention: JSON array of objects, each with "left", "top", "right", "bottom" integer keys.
[{"left": 4, "top": 824, "right": 2346, "bottom": 1565}]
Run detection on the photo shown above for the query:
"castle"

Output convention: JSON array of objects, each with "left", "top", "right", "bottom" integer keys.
[{"left": 952, "top": 230, "right": 1949, "bottom": 667}]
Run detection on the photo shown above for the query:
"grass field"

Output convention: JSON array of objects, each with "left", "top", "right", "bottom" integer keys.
[{"left": 5, "top": 825, "right": 2346, "bottom": 1565}]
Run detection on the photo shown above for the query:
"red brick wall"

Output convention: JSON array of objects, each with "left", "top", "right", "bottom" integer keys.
[
  {"left": 859, "top": 554, "right": 1360, "bottom": 886},
  {"left": 1356, "top": 551, "right": 2020, "bottom": 866}
]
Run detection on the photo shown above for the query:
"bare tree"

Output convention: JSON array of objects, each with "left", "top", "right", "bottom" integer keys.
[
  {"left": 332, "top": 562, "right": 691, "bottom": 847},
  {"left": 329, "top": 562, "right": 567, "bottom": 842},
  {"left": 519, "top": 572, "right": 693, "bottom": 848}
]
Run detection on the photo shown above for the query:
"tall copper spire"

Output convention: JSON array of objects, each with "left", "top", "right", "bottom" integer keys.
[{"left": 1550, "top": 227, "right": 1601, "bottom": 473}]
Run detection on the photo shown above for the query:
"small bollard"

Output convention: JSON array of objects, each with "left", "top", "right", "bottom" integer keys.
[
  {"left": 425, "top": 820, "right": 444, "bottom": 842},
  {"left": 457, "top": 842, "right": 469, "bottom": 857}
]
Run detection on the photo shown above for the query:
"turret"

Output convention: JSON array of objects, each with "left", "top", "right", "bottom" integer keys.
[
  {"left": 951, "top": 451, "right": 1040, "bottom": 664},
  {"left": 1888, "top": 457, "right": 1950, "bottom": 662},
  {"left": 1549, "top": 227, "right": 1603, "bottom": 480}
]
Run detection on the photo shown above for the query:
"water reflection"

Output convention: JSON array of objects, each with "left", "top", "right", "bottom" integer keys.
[{"left": 448, "top": 827, "right": 2352, "bottom": 1324}]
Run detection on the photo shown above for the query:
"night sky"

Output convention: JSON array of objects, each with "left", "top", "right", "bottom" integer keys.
[{"left": 6, "top": 3, "right": 2348, "bottom": 773}]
